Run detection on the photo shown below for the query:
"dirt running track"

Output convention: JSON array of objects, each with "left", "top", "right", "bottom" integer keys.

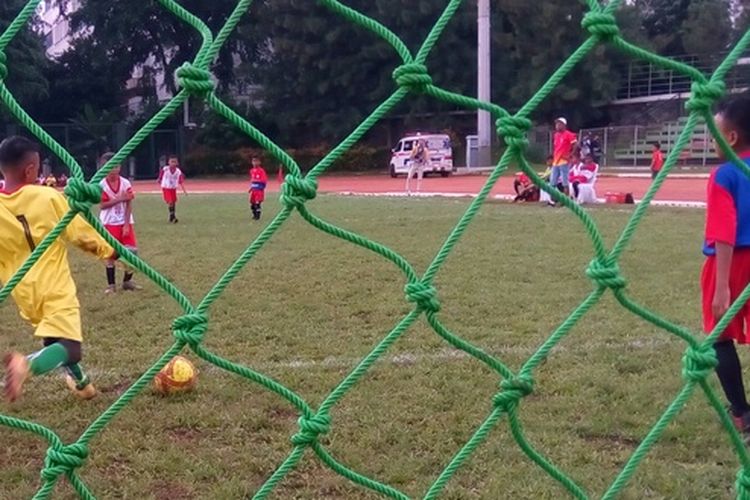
[{"left": 133, "top": 174, "right": 708, "bottom": 204}]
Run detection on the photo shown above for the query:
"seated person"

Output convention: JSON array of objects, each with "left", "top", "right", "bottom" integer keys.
[
  {"left": 513, "top": 172, "right": 539, "bottom": 202},
  {"left": 570, "top": 153, "right": 598, "bottom": 199}
]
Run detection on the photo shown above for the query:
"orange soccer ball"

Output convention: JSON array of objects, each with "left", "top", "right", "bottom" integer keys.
[{"left": 153, "top": 356, "right": 198, "bottom": 395}]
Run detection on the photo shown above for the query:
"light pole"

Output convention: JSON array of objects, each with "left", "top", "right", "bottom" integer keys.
[{"left": 477, "top": 0, "right": 492, "bottom": 168}]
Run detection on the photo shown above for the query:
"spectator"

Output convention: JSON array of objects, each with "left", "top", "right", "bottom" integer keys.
[
  {"left": 650, "top": 142, "right": 664, "bottom": 180},
  {"left": 57, "top": 173, "right": 68, "bottom": 187},
  {"left": 590, "top": 135, "right": 602, "bottom": 164},
  {"left": 571, "top": 153, "right": 598, "bottom": 200},
  {"left": 513, "top": 172, "right": 539, "bottom": 202},
  {"left": 550, "top": 117, "right": 577, "bottom": 198},
  {"left": 405, "top": 138, "right": 428, "bottom": 195},
  {"left": 580, "top": 133, "right": 592, "bottom": 158},
  {"left": 44, "top": 173, "right": 57, "bottom": 188}
]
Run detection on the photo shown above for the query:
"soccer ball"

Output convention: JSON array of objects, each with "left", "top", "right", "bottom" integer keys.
[{"left": 153, "top": 355, "right": 197, "bottom": 395}]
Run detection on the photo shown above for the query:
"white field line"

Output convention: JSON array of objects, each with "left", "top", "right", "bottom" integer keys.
[{"left": 2, "top": 336, "right": 678, "bottom": 389}]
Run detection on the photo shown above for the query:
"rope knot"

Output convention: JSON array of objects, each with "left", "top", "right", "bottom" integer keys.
[
  {"left": 172, "top": 313, "right": 208, "bottom": 346},
  {"left": 41, "top": 443, "right": 89, "bottom": 482},
  {"left": 681, "top": 344, "right": 717, "bottom": 382},
  {"left": 404, "top": 281, "right": 441, "bottom": 313},
  {"left": 392, "top": 63, "right": 433, "bottom": 93},
  {"left": 176, "top": 63, "right": 215, "bottom": 96},
  {"left": 686, "top": 81, "right": 726, "bottom": 113},
  {"left": 496, "top": 115, "right": 531, "bottom": 150},
  {"left": 737, "top": 469, "right": 750, "bottom": 496},
  {"left": 0, "top": 51, "right": 7, "bottom": 81},
  {"left": 586, "top": 259, "right": 627, "bottom": 290},
  {"left": 291, "top": 414, "right": 331, "bottom": 446},
  {"left": 493, "top": 376, "right": 534, "bottom": 411},
  {"left": 280, "top": 175, "right": 318, "bottom": 210},
  {"left": 64, "top": 179, "right": 102, "bottom": 213},
  {"left": 581, "top": 12, "right": 620, "bottom": 39}
]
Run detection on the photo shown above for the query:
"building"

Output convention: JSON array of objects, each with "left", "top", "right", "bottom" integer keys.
[{"left": 37, "top": 0, "right": 81, "bottom": 58}]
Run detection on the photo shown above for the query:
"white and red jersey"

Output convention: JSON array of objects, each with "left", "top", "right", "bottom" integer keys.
[
  {"left": 99, "top": 176, "right": 135, "bottom": 226},
  {"left": 159, "top": 166, "right": 184, "bottom": 189}
]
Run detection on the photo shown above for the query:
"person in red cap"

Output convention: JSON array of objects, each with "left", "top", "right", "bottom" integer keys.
[{"left": 549, "top": 117, "right": 577, "bottom": 201}]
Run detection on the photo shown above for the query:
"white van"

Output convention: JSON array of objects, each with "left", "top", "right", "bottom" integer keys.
[{"left": 389, "top": 133, "right": 453, "bottom": 178}]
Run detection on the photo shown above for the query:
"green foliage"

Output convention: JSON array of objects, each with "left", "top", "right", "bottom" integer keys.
[{"left": 0, "top": 0, "right": 48, "bottom": 112}]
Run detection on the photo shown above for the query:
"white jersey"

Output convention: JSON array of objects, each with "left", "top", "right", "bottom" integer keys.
[
  {"left": 99, "top": 177, "right": 134, "bottom": 226},
  {"left": 160, "top": 166, "right": 183, "bottom": 189}
]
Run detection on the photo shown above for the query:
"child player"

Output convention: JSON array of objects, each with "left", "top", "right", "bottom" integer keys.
[
  {"left": 0, "top": 136, "right": 113, "bottom": 402},
  {"left": 650, "top": 142, "right": 664, "bottom": 180},
  {"left": 157, "top": 154, "right": 186, "bottom": 223},
  {"left": 703, "top": 93, "right": 750, "bottom": 440},
  {"left": 249, "top": 157, "right": 268, "bottom": 221},
  {"left": 99, "top": 153, "right": 141, "bottom": 293}
]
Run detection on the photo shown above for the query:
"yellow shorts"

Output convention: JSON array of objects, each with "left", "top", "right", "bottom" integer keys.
[
  {"left": 33, "top": 306, "right": 82, "bottom": 342},
  {"left": 15, "top": 290, "right": 83, "bottom": 342}
]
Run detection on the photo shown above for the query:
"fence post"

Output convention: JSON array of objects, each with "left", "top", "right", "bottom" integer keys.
[
  {"left": 633, "top": 125, "right": 638, "bottom": 167},
  {"left": 603, "top": 128, "right": 608, "bottom": 168},
  {"left": 702, "top": 122, "right": 709, "bottom": 167}
]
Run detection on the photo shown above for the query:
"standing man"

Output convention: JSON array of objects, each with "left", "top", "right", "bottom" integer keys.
[
  {"left": 550, "top": 117, "right": 578, "bottom": 199},
  {"left": 405, "top": 139, "right": 428, "bottom": 195}
]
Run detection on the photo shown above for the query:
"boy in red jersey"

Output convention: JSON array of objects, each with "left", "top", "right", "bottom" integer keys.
[
  {"left": 650, "top": 142, "right": 664, "bottom": 180},
  {"left": 702, "top": 94, "right": 750, "bottom": 440},
  {"left": 98, "top": 153, "right": 140, "bottom": 294},
  {"left": 157, "top": 155, "right": 185, "bottom": 223},
  {"left": 249, "top": 157, "right": 268, "bottom": 220}
]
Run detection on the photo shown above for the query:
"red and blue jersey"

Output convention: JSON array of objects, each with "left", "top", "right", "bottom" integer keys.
[{"left": 704, "top": 152, "right": 750, "bottom": 256}]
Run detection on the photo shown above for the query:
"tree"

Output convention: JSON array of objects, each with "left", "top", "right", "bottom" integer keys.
[
  {"left": 634, "top": 0, "right": 732, "bottom": 56},
  {"left": 682, "top": 0, "right": 732, "bottom": 56},
  {"left": 0, "top": 0, "right": 49, "bottom": 117}
]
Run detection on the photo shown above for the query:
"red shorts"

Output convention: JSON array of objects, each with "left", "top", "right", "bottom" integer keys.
[
  {"left": 249, "top": 189, "right": 265, "bottom": 204},
  {"left": 702, "top": 248, "right": 750, "bottom": 343},
  {"left": 162, "top": 188, "right": 177, "bottom": 204},
  {"left": 104, "top": 224, "right": 137, "bottom": 250}
]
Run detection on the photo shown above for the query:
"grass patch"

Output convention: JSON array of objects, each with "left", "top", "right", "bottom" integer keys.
[{"left": 0, "top": 194, "right": 737, "bottom": 499}]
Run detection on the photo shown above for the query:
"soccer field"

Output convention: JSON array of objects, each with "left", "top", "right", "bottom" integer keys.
[{"left": 0, "top": 194, "right": 740, "bottom": 499}]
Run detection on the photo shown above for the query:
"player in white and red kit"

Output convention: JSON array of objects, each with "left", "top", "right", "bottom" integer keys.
[
  {"left": 157, "top": 155, "right": 185, "bottom": 223},
  {"left": 98, "top": 153, "right": 140, "bottom": 294}
]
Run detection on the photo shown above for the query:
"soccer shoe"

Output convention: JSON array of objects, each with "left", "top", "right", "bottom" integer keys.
[
  {"left": 104, "top": 285, "right": 116, "bottom": 295},
  {"left": 3, "top": 352, "right": 30, "bottom": 402},
  {"left": 122, "top": 280, "right": 142, "bottom": 291},
  {"left": 65, "top": 375, "right": 97, "bottom": 400}
]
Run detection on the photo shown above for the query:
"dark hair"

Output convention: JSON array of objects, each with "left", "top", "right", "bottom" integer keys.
[
  {"left": 99, "top": 152, "right": 115, "bottom": 168},
  {"left": 653, "top": 142, "right": 661, "bottom": 150},
  {"left": 0, "top": 136, "right": 40, "bottom": 169},
  {"left": 168, "top": 154, "right": 179, "bottom": 160},
  {"left": 546, "top": 155, "right": 553, "bottom": 161},
  {"left": 716, "top": 93, "right": 750, "bottom": 145}
]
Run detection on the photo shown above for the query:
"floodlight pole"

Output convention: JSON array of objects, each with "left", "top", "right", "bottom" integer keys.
[{"left": 477, "top": 0, "right": 492, "bottom": 168}]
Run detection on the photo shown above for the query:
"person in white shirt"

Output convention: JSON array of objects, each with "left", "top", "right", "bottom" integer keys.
[
  {"left": 98, "top": 153, "right": 140, "bottom": 294},
  {"left": 157, "top": 155, "right": 186, "bottom": 223}
]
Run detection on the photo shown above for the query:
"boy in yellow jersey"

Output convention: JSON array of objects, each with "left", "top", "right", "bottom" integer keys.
[{"left": 0, "top": 136, "right": 114, "bottom": 402}]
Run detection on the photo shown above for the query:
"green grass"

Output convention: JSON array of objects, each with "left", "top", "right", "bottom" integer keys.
[{"left": 0, "top": 194, "right": 739, "bottom": 499}]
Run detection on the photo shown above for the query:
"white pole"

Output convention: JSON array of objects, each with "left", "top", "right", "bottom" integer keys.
[{"left": 477, "top": 0, "right": 492, "bottom": 168}]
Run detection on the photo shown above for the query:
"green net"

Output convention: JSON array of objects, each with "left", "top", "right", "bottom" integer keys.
[{"left": 2, "top": 0, "right": 750, "bottom": 498}]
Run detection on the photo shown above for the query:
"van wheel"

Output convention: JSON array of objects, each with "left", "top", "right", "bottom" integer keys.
[
  {"left": 389, "top": 165, "right": 397, "bottom": 178},
  {"left": 440, "top": 171, "right": 450, "bottom": 177}
]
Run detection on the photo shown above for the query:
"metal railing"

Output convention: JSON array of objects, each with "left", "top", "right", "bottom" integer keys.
[{"left": 616, "top": 51, "right": 750, "bottom": 101}]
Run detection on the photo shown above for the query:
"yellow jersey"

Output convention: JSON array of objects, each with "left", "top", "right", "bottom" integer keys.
[{"left": 0, "top": 185, "right": 113, "bottom": 341}]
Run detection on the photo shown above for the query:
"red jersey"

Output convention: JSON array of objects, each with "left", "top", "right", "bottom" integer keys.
[
  {"left": 553, "top": 130, "right": 577, "bottom": 166},
  {"left": 651, "top": 150, "right": 664, "bottom": 172},
  {"left": 249, "top": 166, "right": 268, "bottom": 191}
]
